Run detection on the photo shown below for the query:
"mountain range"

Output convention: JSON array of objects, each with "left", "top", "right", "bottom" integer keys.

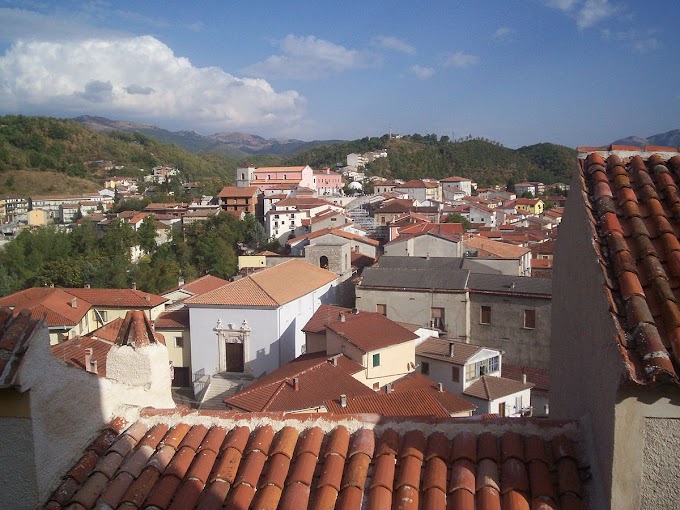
[
  {"left": 74, "top": 116, "right": 344, "bottom": 158},
  {"left": 611, "top": 129, "right": 680, "bottom": 148}
]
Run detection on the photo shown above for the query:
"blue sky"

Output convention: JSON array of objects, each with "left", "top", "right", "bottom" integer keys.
[{"left": 0, "top": 0, "right": 677, "bottom": 148}]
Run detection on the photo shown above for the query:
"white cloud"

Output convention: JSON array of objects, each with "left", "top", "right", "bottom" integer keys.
[
  {"left": 491, "top": 27, "right": 515, "bottom": 41},
  {"left": 443, "top": 51, "right": 479, "bottom": 68},
  {"left": 633, "top": 37, "right": 662, "bottom": 54},
  {"left": 243, "top": 34, "right": 379, "bottom": 80},
  {"left": 542, "top": 0, "right": 618, "bottom": 29},
  {"left": 0, "top": 36, "right": 304, "bottom": 130},
  {"left": 410, "top": 65, "right": 435, "bottom": 79},
  {"left": 600, "top": 28, "right": 663, "bottom": 54},
  {"left": 371, "top": 35, "right": 416, "bottom": 55}
]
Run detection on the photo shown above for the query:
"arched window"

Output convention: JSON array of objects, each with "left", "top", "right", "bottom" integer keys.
[{"left": 320, "top": 256, "right": 329, "bottom": 269}]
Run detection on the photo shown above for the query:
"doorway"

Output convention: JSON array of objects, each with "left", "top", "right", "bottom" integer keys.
[{"left": 225, "top": 342, "right": 244, "bottom": 372}]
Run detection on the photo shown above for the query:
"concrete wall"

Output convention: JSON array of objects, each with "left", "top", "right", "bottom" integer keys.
[
  {"left": 469, "top": 293, "right": 551, "bottom": 369},
  {"left": 355, "top": 288, "right": 470, "bottom": 341},
  {"left": 465, "top": 388, "right": 531, "bottom": 417},
  {"left": 416, "top": 357, "right": 465, "bottom": 394},
  {"left": 640, "top": 416, "right": 680, "bottom": 509},
  {"left": 0, "top": 416, "right": 37, "bottom": 509},
  {"left": 551, "top": 174, "right": 626, "bottom": 510},
  {"left": 305, "top": 332, "right": 326, "bottom": 354},
  {"left": 158, "top": 327, "right": 191, "bottom": 368}
]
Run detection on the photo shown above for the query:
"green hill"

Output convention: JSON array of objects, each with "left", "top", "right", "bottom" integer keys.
[
  {"left": 0, "top": 115, "right": 243, "bottom": 184},
  {"left": 286, "top": 135, "right": 576, "bottom": 187}
]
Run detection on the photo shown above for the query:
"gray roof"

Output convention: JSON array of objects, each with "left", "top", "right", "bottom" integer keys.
[
  {"left": 468, "top": 273, "right": 552, "bottom": 296},
  {"left": 360, "top": 267, "right": 470, "bottom": 291},
  {"left": 377, "top": 256, "right": 465, "bottom": 270},
  {"left": 360, "top": 264, "right": 551, "bottom": 297}
]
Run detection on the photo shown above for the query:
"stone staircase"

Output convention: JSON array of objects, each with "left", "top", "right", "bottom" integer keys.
[{"left": 198, "top": 374, "right": 254, "bottom": 410}]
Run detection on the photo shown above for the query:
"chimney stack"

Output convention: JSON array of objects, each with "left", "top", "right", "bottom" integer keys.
[
  {"left": 438, "top": 382, "right": 443, "bottom": 393},
  {"left": 386, "top": 382, "right": 392, "bottom": 393},
  {"left": 85, "top": 348, "right": 93, "bottom": 372},
  {"left": 449, "top": 343, "right": 455, "bottom": 357},
  {"left": 84, "top": 283, "right": 91, "bottom": 289},
  {"left": 146, "top": 294, "right": 151, "bottom": 302},
  {"left": 340, "top": 394, "right": 347, "bottom": 408},
  {"left": 70, "top": 297, "right": 77, "bottom": 308},
  {"left": 329, "top": 356, "right": 338, "bottom": 367},
  {"left": 91, "top": 360, "right": 98, "bottom": 374},
  {"left": 132, "top": 282, "right": 137, "bottom": 290},
  {"left": 339, "top": 313, "right": 346, "bottom": 322},
  {"left": 293, "top": 377, "right": 299, "bottom": 391},
  {"left": 351, "top": 308, "right": 358, "bottom": 315},
  {"left": 522, "top": 373, "right": 527, "bottom": 384}
]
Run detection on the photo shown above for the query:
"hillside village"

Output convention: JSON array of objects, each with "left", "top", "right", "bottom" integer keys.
[{"left": 1, "top": 144, "right": 680, "bottom": 509}]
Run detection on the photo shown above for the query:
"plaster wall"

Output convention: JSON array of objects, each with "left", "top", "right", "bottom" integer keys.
[
  {"left": 305, "top": 332, "right": 326, "bottom": 354},
  {"left": 465, "top": 388, "right": 531, "bottom": 416},
  {"left": 364, "top": 341, "right": 415, "bottom": 383},
  {"left": 466, "top": 258, "right": 522, "bottom": 276},
  {"left": 315, "top": 233, "right": 377, "bottom": 258},
  {"left": 355, "top": 287, "right": 469, "bottom": 341},
  {"left": 416, "top": 357, "right": 465, "bottom": 394},
  {"left": 551, "top": 174, "right": 625, "bottom": 510},
  {"left": 0, "top": 417, "right": 37, "bottom": 509},
  {"left": 158, "top": 328, "right": 191, "bottom": 368},
  {"left": 470, "top": 293, "right": 551, "bottom": 369},
  {"left": 326, "top": 330, "right": 365, "bottom": 364},
  {"left": 15, "top": 321, "right": 175, "bottom": 504},
  {"left": 640, "top": 416, "right": 680, "bottom": 510}
]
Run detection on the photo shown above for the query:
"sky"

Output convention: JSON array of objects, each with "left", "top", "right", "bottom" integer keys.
[{"left": 0, "top": 0, "right": 678, "bottom": 148}]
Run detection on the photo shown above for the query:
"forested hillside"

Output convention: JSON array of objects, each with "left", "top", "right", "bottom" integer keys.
[
  {"left": 0, "top": 115, "right": 241, "bottom": 184},
  {"left": 286, "top": 134, "right": 576, "bottom": 187}
]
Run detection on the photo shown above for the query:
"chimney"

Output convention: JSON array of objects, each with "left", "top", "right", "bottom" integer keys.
[
  {"left": 449, "top": 343, "right": 455, "bottom": 357},
  {"left": 91, "top": 360, "right": 98, "bottom": 374},
  {"left": 522, "top": 373, "right": 527, "bottom": 384},
  {"left": 293, "top": 377, "right": 299, "bottom": 391},
  {"left": 340, "top": 394, "right": 347, "bottom": 408},
  {"left": 70, "top": 297, "right": 77, "bottom": 308},
  {"left": 351, "top": 308, "right": 358, "bottom": 315},
  {"left": 85, "top": 348, "right": 93, "bottom": 372},
  {"left": 438, "top": 382, "right": 443, "bottom": 393},
  {"left": 84, "top": 283, "right": 91, "bottom": 289},
  {"left": 386, "top": 382, "right": 393, "bottom": 393},
  {"left": 329, "top": 356, "right": 338, "bottom": 367},
  {"left": 132, "top": 282, "right": 137, "bottom": 290},
  {"left": 339, "top": 313, "right": 346, "bottom": 322},
  {"left": 146, "top": 294, "right": 151, "bottom": 302}
]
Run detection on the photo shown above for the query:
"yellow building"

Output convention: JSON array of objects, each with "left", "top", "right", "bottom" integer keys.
[{"left": 514, "top": 198, "right": 544, "bottom": 215}]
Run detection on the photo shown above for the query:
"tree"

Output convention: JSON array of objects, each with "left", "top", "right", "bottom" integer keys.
[
  {"left": 444, "top": 213, "right": 472, "bottom": 231},
  {"left": 138, "top": 215, "right": 158, "bottom": 253}
]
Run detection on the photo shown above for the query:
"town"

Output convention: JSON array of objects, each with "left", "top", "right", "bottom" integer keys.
[{"left": 2, "top": 140, "right": 680, "bottom": 509}]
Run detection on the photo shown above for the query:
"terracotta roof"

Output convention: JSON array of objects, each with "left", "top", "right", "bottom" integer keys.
[
  {"left": 382, "top": 371, "right": 477, "bottom": 415},
  {"left": 531, "top": 258, "right": 552, "bottom": 269},
  {"left": 115, "top": 311, "right": 165, "bottom": 347},
  {"left": 162, "top": 275, "right": 230, "bottom": 298},
  {"left": 464, "top": 237, "right": 531, "bottom": 259},
  {"left": 186, "top": 260, "right": 337, "bottom": 307},
  {"left": 225, "top": 352, "right": 370, "bottom": 412},
  {"left": 301, "top": 304, "right": 352, "bottom": 334},
  {"left": 326, "top": 388, "right": 456, "bottom": 418},
  {"left": 396, "top": 179, "right": 440, "bottom": 189},
  {"left": 217, "top": 186, "right": 259, "bottom": 198},
  {"left": 0, "top": 288, "right": 91, "bottom": 327},
  {"left": 273, "top": 196, "right": 337, "bottom": 210},
  {"left": 580, "top": 152, "right": 680, "bottom": 384},
  {"left": 374, "top": 199, "right": 413, "bottom": 214},
  {"left": 287, "top": 227, "right": 380, "bottom": 247},
  {"left": 154, "top": 309, "right": 190, "bottom": 330},
  {"left": 66, "top": 288, "right": 167, "bottom": 308},
  {"left": 326, "top": 311, "right": 418, "bottom": 352},
  {"left": 440, "top": 175, "right": 472, "bottom": 182},
  {"left": 392, "top": 222, "right": 464, "bottom": 243},
  {"left": 502, "top": 364, "right": 550, "bottom": 398},
  {"left": 464, "top": 375, "right": 534, "bottom": 401},
  {"left": 44, "top": 409, "right": 587, "bottom": 510},
  {"left": 89, "top": 317, "right": 125, "bottom": 342},
  {"left": 416, "top": 337, "right": 495, "bottom": 365},
  {"left": 0, "top": 308, "right": 42, "bottom": 388},
  {"left": 254, "top": 165, "right": 307, "bottom": 172},
  {"left": 51, "top": 334, "right": 113, "bottom": 378}
]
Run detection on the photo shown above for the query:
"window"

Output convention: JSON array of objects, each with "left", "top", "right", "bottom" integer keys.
[
  {"left": 98, "top": 310, "right": 108, "bottom": 322},
  {"left": 524, "top": 309, "right": 536, "bottom": 329},
  {"left": 431, "top": 307, "right": 445, "bottom": 330},
  {"left": 465, "top": 363, "right": 476, "bottom": 382},
  {"left": 174, "top": 336, "right": 184, "bottom": 348},
  {"left": 421, "top": 362, "right": 430, "bottom": 375},
  {"left": 372, "top": 353, "right": 381, "bottom": 367},
  {"left": 480, "top": 306, "right": 491, "bottom": 324},
  {"left": 452, "top": 366, "right": 460, "bottom": 382},
  {"left": 376, "top": 304, "right": 387, "bottom": 316},
  {"left": 465, "top": 356, "right": 500, "bottom": 381}
]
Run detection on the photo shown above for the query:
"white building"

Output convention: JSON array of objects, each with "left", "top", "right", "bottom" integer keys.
[
  {"left": 440, "top": 176, "right": 473, "bottom": 196},
  {"left": 185, "top": 260, "right": 339, "bottom": 380}
]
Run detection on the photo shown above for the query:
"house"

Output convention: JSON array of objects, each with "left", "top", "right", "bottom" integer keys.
[
  {"left": 0, "top": 308, "right": 174, "bottom": 508},
  {"left": 181, "top": 205, "right": 221, "bottom": 225},
  {"left": 383, "top": 222, "right": 464, "bottom": 257},
  {"left": 160, "top": 274, "right": 231, "bottom": 305},
  {"left": 287, "top": 227, "right": 380, "bottom": 259},
  {"left": 153, "top": 308, "right": 192, "bottom": 387},
  {"left": 373, "top": 179, "right": 401, "bottom": 194},
  {"left": 552, "top": 150, "right": 680, "bottom": 509},
  {"left": 440, "top": 175, "right": 473, "bottom": 196},
  {"left": 466, "top": 202, "right": 498, "bottom": 227},
  {"left": 462, "top": 374, "right": 534, "bottom": 417},
  {"left": 0, "top": 287, "right": 167, "bottom": 344},
  {"left": 312, "top": 167, "right": 343, "bottom": 196},
  {"left": 235, "top": 164, "right": 315, "bottom": 190},
  {"left": 357, "top": 257, "right": 552, "bottom": 369},
  {"left": 514, "top": 181, "right": 545, "bottom": 197},
  {"left": 463, "top": 236, "right": 532, "bottom": 276},
  {"left": 346, "top": 152, "right": 367, "bottom": 168},
  {"left": 394, "top": 179, "right": 441, "bottom": 202},
  {"left": 266, "top": 196, "right": 344, "bottom": 244},
  {"left": 373, "top": 198, "right": 414, "bottom": 225},
  {"left": 185, "top": 259, "right": 338, "bottom": 381},
  {"left": 502, "top": 363, "right": 550, "bottom": 417},
  {"left": 514, "top": 198, "right": 544, "bottom": 215},
  {"left": 214, "top": 185, "right": 259, "bottom": 217}
]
